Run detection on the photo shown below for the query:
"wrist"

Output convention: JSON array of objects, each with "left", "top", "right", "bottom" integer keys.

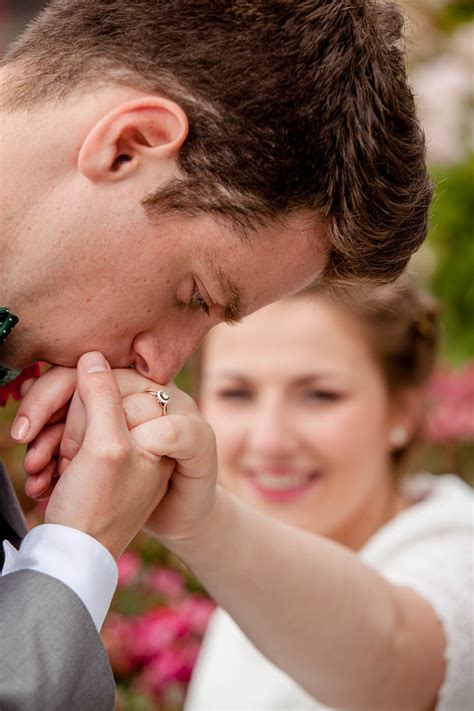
[
  {"left": 45, "top": 511, "right": 125, "bottom": 561},
  {"left": 161, "top": 486, "right": 238, "bottom": 564}
]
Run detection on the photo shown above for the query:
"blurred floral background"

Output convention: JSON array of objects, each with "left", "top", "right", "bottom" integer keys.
[{"left": 1, "top": 1, "right": 473, "bottom": 709}]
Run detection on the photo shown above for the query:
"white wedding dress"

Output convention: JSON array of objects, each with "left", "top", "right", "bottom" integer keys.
[{"left": 185, "top": 474, "right": 473, "bottom": 711}]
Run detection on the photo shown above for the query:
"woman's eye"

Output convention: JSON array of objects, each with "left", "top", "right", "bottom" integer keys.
[
  {"left": 304, "top": 390, "right": 340, "bottom": 402},
  {"left": 217, "top": 389, "right": 252, "bottom": 400},
  {"left": 189, "top": 287, "right": 210, "bottom": 316}
]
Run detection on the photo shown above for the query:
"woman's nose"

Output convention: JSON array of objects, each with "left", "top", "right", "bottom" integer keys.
[{"left": 249, "top": 402, "right": 296, "bottom": 456}]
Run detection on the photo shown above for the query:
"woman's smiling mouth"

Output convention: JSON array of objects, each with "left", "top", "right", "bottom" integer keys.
[{"left": 244, "top": 468, "right": 322, "bottom": 502}]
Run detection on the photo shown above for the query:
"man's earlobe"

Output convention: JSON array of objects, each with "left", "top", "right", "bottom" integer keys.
[{"left": 77, "top": 97, "right": 189, "bottom": 182}]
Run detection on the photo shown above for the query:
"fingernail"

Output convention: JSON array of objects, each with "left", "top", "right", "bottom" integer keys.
[
  {"left": 11, "top": 415, "right": 30, "bottom": 441},
  {"left": 81, "top": 352, "right": 110, "bottom": 374}
]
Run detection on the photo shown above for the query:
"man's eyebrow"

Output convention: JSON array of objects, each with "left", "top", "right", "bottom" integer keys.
[{"left": 205, "top": 260, "right": 244, "bottom": 323}]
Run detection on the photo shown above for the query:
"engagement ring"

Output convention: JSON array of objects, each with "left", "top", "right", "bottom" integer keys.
[{"left": 145, "top": 389, "right": 170, "bottom": 416}]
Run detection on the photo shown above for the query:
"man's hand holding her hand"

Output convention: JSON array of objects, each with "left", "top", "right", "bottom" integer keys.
[{"left": 16, "top": 357, "right": 218, "bottom": 558}]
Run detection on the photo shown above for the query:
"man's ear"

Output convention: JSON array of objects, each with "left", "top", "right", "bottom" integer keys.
[{"left": 77, "top": 96, "right": 189, "bottom": 182}]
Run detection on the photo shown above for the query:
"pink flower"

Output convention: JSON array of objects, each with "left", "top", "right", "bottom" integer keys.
[
  {"left": 133, "top": 640, "right": 201, "bottom": 699},
  {"left": 103, "top": 591, "right": 214, "bottom": 700},
  {"left": 131, "top": 608, "right": 191, "bottom": 663},
  {"left": 178, "top": 596, "right": 215, "bottom": 636},
  {"left": 0, "top": 362, "right": 42, "bottom": 406},
  {"left": 423, "top": 363, "right": 474, "bottom": 444},
  {"left": 145, "top": 567, "right": 185, "bottom": 598},
  {"left": 152, "top": 642, "right": 200, "bottom": 683},
  {"left": 101, "top": 614, "right": 137, "bottom": 676},
  {"left": 117, "top": 551, "right": 141, "bottom": 587}
]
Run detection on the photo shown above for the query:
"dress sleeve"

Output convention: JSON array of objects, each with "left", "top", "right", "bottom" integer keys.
[{"left": 382, "top": 530, "right": 474, "bottom": 711}]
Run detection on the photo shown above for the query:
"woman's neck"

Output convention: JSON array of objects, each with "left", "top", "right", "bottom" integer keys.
[{"left": 330, "top": 476, "right": 408, "bottom": 552}]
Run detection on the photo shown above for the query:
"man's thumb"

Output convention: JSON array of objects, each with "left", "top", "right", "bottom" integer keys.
[{"left": 76, "top": 352, "right": 128, "bottom": 440}]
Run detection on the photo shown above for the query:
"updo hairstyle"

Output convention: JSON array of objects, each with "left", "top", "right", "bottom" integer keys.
[{"left": 302, "top": 277, "right": 440, "bottom": 394}]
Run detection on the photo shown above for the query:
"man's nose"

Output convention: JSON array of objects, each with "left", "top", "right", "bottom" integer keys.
[{"left": 132, "top": 328, "right": 205, "bottom": 384}]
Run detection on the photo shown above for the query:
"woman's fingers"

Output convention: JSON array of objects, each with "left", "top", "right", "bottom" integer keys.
[
  {"left": 58, "top": 391, "right": 86, "bottom": 463},
  {"left": 111, "top": 368, "right": 172, "bottom": 398},
  {"left": 24, "top": 460, "right": 59, "bottom": 500},
  {"left": 58, "top": 378, "right": 196, "bottom": 463},
  {"left": 11, "top": 366, "right": 76, "bottom": 443},
  {"left": 23, "top": 422, "right": 65, "bottom": 475},
  {"left": 19, "top": 378, "right": 37, "bottom": 397},
  {"left": 131, "top": 414, "right": 216, "bottom": 478},
  {"left": 57, "top": 385, "right": 159, "bottom": 462},
  {"left": 23, "top": 423, "right": 64, "bottom": 500},
  {"left": 122, "top": 388, "right": 196, "bottom": 430},
  {"left": 122, "top": 392, "right": 166, "bottom": 430}
]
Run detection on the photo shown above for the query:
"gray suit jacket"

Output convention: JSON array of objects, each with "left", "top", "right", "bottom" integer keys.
[{"left": 0, "top": 463, "right": 115, "bottom": 710}]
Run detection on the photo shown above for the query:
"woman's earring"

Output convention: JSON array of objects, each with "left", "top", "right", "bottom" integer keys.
[{"left": 389, "top": 426, "right": 408, "bottom": 448}]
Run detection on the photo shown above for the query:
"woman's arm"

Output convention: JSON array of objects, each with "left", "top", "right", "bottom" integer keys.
[{"left": 162, "top": 487, "right": 445, "bottom": 711}]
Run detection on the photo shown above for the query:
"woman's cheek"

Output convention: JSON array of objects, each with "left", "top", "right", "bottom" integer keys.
[
  {"left": 331, "top": 400, "right": 388, "bottom": 470},
  {"left": 214, "top": 416, "right": 247, "bottom": 467},
  {"left": 301, "top": 405, "right": 367, "bottom": 468},
  {"left": 304, "top": 406, "right": 352, "bottom": 446}
]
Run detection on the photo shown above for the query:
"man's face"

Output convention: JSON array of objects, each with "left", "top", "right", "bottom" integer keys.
[
  {"left": 10, "top": 204, "right": 327, "bottom": 384},
  {"left": 0, "top": 84, "right": 327, "bottom": 383}
]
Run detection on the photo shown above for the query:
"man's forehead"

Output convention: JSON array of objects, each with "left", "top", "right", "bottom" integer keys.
[{"left": 251, "top": 219, "right": 327, "bottom": 299}]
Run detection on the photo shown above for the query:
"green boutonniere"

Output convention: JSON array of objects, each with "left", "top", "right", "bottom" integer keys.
[{"left": 0, "top": 308, "right": 21, "bottom": 386}]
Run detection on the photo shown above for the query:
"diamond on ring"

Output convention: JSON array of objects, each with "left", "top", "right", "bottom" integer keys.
[{"left": 145, "top": 389, "right": 170, "bottom": 416}]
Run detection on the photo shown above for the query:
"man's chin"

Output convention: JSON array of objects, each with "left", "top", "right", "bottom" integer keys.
[{"left": 44, "top": 354, "right": 134, "bottom": 370}]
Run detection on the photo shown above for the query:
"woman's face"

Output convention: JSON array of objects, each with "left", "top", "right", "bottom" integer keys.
[{"left": 200, "top": 297, "right": 408, "bottom": 548}]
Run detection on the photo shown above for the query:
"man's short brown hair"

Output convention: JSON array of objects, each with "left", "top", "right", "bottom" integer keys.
[{"left": 4, "top": 0, "right": 432, "bottom": 283}]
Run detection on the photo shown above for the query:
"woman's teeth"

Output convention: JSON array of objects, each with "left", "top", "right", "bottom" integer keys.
[{"left": 252, "top": 473, "right": 313, "bottom": 490}]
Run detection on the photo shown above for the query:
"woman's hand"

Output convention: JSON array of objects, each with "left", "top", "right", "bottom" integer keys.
[
  {"left": 134, "top": 407, "right": 217, "bottom": 546},
  {"left": 11, "top": 366, "right": 77, "bottom": 444}
]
